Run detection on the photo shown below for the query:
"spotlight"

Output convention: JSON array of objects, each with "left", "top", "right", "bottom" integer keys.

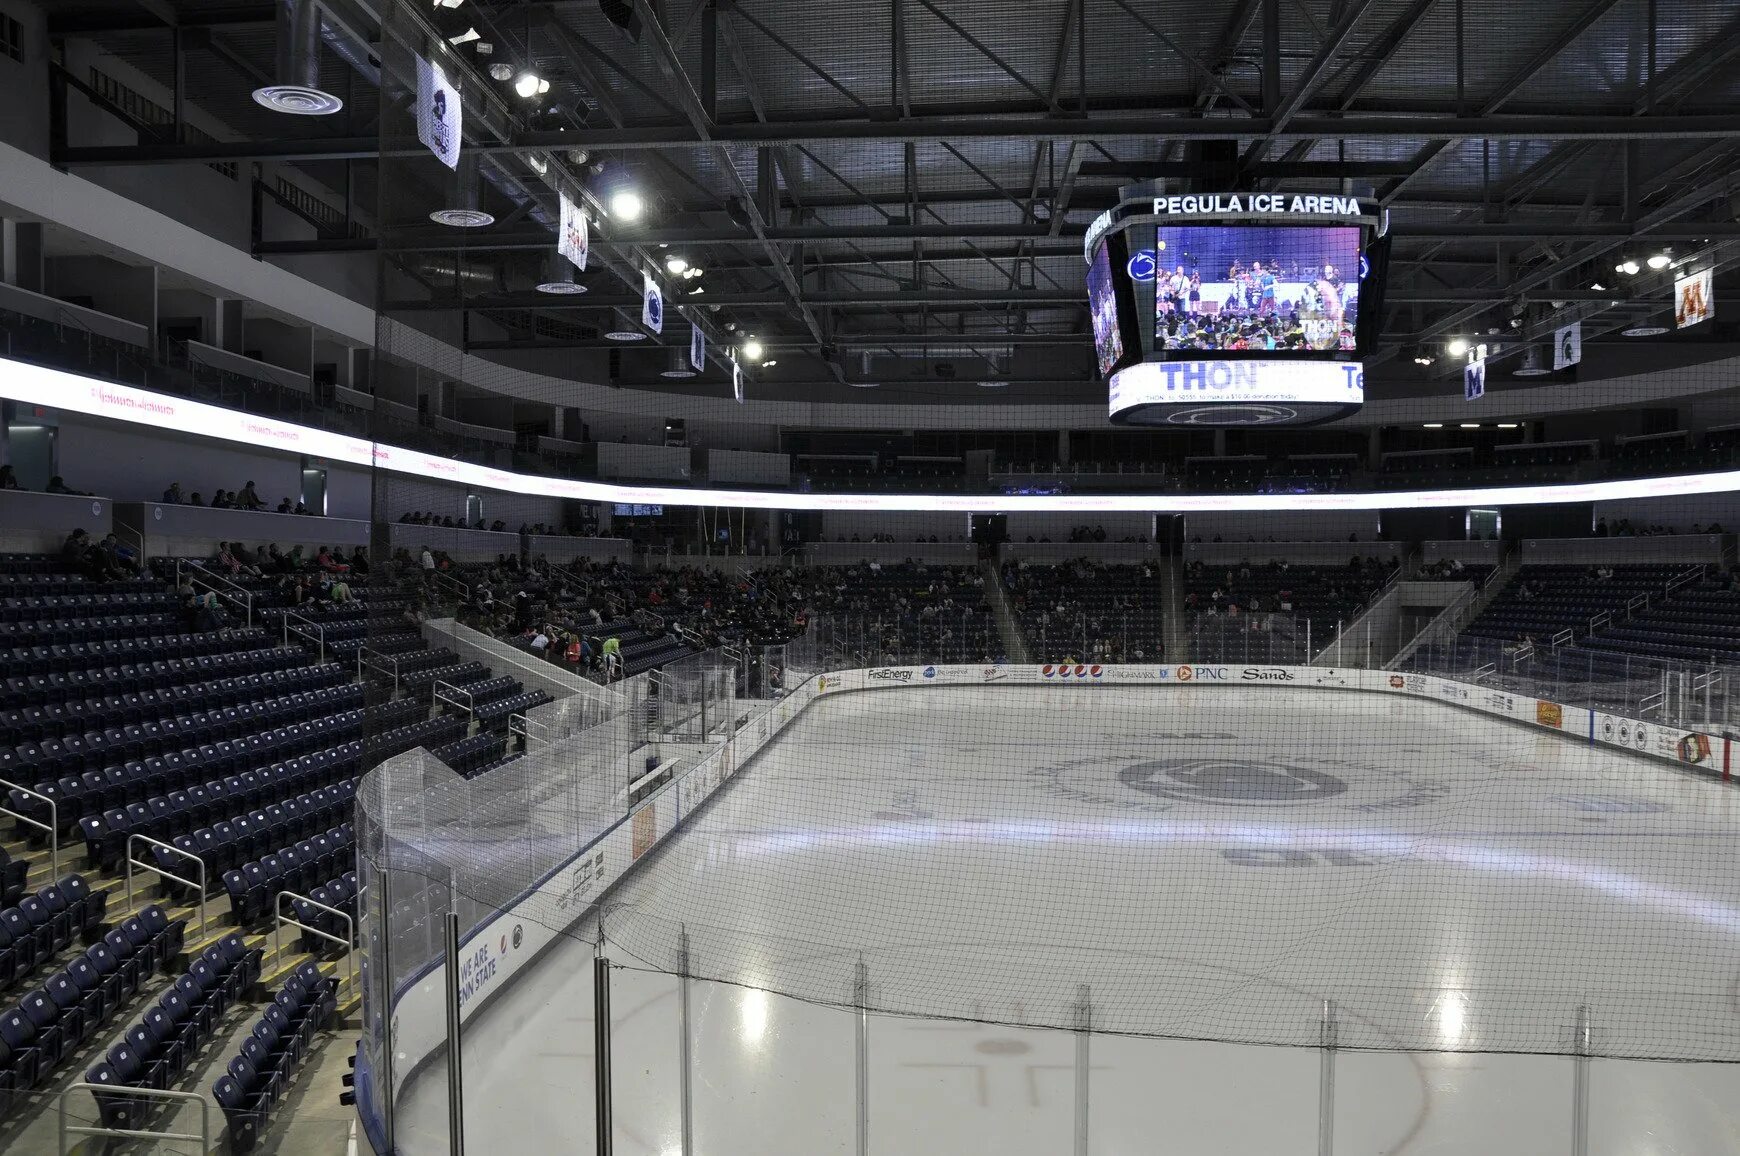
[
  {"left": 1446, "top": 338, "right": 1469, "bottom": 356},
  {"left": 489, "top": 62, "right": 514, "bottom": 82},
  {"left": 609, "top": 190, "right": 644, "bottom": 221},
  {"left": 1423, "top": 423, "right": 1444, "bottom": 429},
  {"left": 1590, "top": 281, "right": 1605, "bottom": 290},
  {"left": 514, "top": 72, "right": 550, "bottom": 99},
  {"left": 1647, "top": 253, "right": 1672, "bottom": 270},
  {"left": 761, "top": 359, "right": 778, "bottom": 368},
  {"left": 741, "top": 338, "right": 764, "bottom": 362},
  {"left": 682, "top": 267, "right": 702, "bottom": 280},
  {"left": 665, "top": 255, "right": 689, "bottom": 275},
  {"left": 1617, "top": 259, "right": 1640, "bottom": 275}
]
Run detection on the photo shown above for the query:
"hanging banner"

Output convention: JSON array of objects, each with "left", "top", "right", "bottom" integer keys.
[
  {"left": 689, "top": 322, "right": 705, "bottom": 371},
  {"left": 1552, "top": 322, "right": 1582, "bottom": 370},
  {"left": 558, "top": 191, "right": 589, "bottom": 272},
  {"left": 1463, "top": 358, "right": 1486, "bottom": 401},
  {"left": 415, "top": 55, "right": 462, "bottom": 171},
  {"left": 642, "top": 273, "right": 664, "bottom": 334},
  {"left": 1676, "top": 268, "right": 1713, "bottom": 328},
  {"left": 732, "top": 354, "right": 743, "bottom": 404}
]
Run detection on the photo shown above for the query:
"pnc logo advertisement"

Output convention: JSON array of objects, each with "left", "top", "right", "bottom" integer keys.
[{"left": 1175, "top": 665, "right": 1227, "bottom": 682}]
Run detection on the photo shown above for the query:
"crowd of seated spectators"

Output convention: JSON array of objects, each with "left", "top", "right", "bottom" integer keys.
[
  {"left": 1003, "top": 560, "right": 1163, "bottom": 663},
  {"left": 1593, "top": 517, "right": 1725, "bottom": 537},
  {"left": 1185, "top": 555, "right": 1397, "bottom": 622},
  {"left": 60, "top": 528, "right": 141, "bottom": 582}
]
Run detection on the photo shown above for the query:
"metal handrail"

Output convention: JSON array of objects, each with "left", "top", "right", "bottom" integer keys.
[
  {"left": 59, "top": 1082, "right": 210, "bottom": 1155},
  {"left": 1550, "top": 628, "right": 1575, "bottom": 650},
  {"left": 125, "top": 832, "right": 207, "bottom": 938},
  {"left": 282, "top": 610, "right": 325, "bottom": 663},
  {"left": 178, "top": 559, "right": 255, "bottom": 628},
  {"left": 432, "top": 679, "right": 474, "bottom": 720},
  {"left": 0, "top": 776, "right": 59, "bottom": 876},
  {"left": 357, "top": 646, "right": 403, "bottom": 692},
  {"left": 274, "top": 890, "right": 356, "bottom": 998}
]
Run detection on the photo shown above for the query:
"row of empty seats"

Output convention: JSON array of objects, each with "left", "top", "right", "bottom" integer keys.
[{"left": 213, "top": 964, "right": 340, "bottom": 1152}]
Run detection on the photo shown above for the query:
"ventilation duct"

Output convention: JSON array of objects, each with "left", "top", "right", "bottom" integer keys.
[
  {"left": 254, "top": 0, "right": 345, "bottom": 115},
  {"left": 660, "top": 347, "right": 696, "bottom": 379},
  {"left": 536, "top": 248, "right": 587, "bottom": 295},
  {"left": 1511, "top": 345, "right": 1551, "bottom": 377},
  {"left": 430, "top": 153, "right": 495, "bottom": 228}
]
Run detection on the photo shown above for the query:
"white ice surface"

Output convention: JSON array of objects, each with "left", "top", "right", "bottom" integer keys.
[{"left": 395, "top": 685, "right": 1740, "bottom": 1154}]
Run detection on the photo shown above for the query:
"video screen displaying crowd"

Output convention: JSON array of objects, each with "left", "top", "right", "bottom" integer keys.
[{"left": 1154, "top": 225, "right": 1361, "bottom": 353}]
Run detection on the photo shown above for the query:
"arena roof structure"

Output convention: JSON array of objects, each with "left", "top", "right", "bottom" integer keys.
[{"left": 40, "top": 0, "right": 1740, "bottom": 404}]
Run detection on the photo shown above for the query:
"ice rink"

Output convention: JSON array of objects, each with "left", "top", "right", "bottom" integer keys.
[{"left": 398, "top": 685, "right": 1740, "bottom": 1154}]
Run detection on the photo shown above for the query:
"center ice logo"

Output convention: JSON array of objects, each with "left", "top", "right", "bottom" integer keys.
[{"left": 1120, "top": 758, "right": 1348, "bottom": 805}]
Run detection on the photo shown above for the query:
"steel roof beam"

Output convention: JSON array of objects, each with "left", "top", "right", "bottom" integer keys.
[
  {"left": 252, "top": 219, "right": 1740, "bottom": 255},
  {"left": 49, "top": 113, "right": 1740, "bottom": 169}
]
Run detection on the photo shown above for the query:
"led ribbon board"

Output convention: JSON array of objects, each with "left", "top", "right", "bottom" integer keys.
[{"left": 4, "top": 357, "right": 1738, "bottom": 513}]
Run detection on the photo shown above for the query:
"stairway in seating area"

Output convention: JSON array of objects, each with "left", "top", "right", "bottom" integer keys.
[{"left": 0, "top": 819, "right": 361, "bottom": 1154}]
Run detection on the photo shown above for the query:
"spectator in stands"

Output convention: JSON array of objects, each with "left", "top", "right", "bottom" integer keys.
[
  {"left": 161, "top": 481, "right": 183, "bottom": 503},
  {"left": 237, "top": 481, "right": 264, "bottom": 510},
  {"left": 276, "top": 497, "right": 294, "bottom": 513},
  {"left": 315, "top": 546, "right": 348, "bottom": 573},
  {"left": 293, "top": 500, "right": 311, "bottom": 515},
  {"left": 602, "top": 634, "right": 622, "bottom": 676},
  {"left": 1595, "top": 518, "right": 1609, "bottom": 537},
  {"left": 328, "top": 576, "right": 353, "bottom": 603},
  {"left": 210, "top": 489, "right": 232, "bottom": 509},
  {"left": 94, "top": 533, "right": 137, "bottom": 579},
  {"left": 62, "top": 527, "right": 91, "bottom": 567},
  {"left": 46, "top": 475, "right": 84, "bottom": 495},
  {"left": 421, "top": 546, "right": 436, "bottom": 575},
  {"left": 349, "top": 546, "right": 370, "bottom": 575}
]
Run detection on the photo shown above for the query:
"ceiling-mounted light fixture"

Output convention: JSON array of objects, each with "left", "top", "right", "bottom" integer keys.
[
  {"left": 741, "top": 338, "right": 764, "bottom": 362},
  {"left": 431, "top": 0, "right": 481, "bottom": 45},
  {"left": 1423, "top": 423, "right": 1444, "bottom": 429},
  {"left": 1446, "top": 338, "right": 1469, "bottom": 356},
  {"left": 1621, "top": 323, "right": 1669, "bottom": 337},
  {"left": 609, "top": 189, "right": 644, "bottom": 221},
  {"left": 761, "top": 359, "right": 778, "bottom": 368},
  {"left": 253, "top": 0, "right": 344, "bottom": 115},
  {"left": 1647, "top": 252, "right": 1672, "bottom": 270},
  {"left": 429, "top": 153, "right": 495, "bottom": 228},
  {"left": 664, "top": 255, "right": 689, "bottom": 275},
  {"left": 488, "top": 62, "right": 514, "bottom": 82},
  {"left": 535, "top": 247, "right": 585, "bottom": 295},
  {"left": 1616, "top": 259, "right": 1641, "bottom": 275},
  {"left": 514, "top": 71, "right": 550, "bottom": 99}
]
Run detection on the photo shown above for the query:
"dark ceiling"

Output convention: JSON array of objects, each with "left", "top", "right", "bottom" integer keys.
[{"left": 41, "top": 0, "right": 1740, "bottom": 404}]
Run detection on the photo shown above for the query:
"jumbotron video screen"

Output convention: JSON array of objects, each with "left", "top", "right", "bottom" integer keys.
[
  {"left": 1088, "top": 186, "right": 1388, "bottom": 427},
  {"left": 1153, "top": 224, "right": 1363, "bottom": 353}
]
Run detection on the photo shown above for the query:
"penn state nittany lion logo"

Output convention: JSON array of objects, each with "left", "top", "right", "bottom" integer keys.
[{"left": 1120, "top": 759, "right": 1348, "bottom": 805}]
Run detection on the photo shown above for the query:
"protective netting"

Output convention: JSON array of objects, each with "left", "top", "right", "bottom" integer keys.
[{"left": 346, "top": 8, "right": 1740, "bottom": 1147}]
